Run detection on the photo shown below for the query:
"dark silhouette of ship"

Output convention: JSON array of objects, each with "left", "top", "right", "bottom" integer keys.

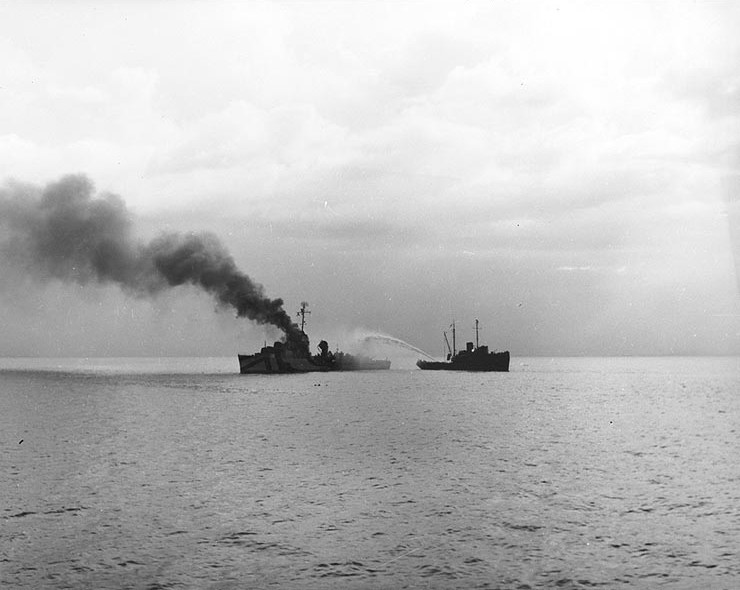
[
  {"left": 416, "top": 320, "right": 509, "bottom": 372},
  {"left": 238, "top": 303, "right": 391, "bottom": 374}
]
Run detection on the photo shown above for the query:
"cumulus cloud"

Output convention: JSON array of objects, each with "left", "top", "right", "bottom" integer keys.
[{"left": 0, "top": 1, "right": 738, "bottom": 355}]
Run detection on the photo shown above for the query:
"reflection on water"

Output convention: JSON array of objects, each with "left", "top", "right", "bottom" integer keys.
[{"left": 1, "top": 357, "right": 738, "bottom": 589}]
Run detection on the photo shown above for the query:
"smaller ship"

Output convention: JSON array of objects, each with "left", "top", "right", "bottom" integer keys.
[
  {"left": 416, "top": 319, "right": 509, "bottom": 372},
  {"left": 238, "top": 302, "right": 391, "bottom": 374}
]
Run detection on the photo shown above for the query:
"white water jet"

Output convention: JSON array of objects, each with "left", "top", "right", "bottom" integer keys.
[{"left": 357, "top": 332, "right": 435, "bottom": 360}]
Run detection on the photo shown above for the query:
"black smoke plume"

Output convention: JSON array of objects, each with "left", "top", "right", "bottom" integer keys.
[{"left": 0, "top": 174, "right": 307, "bottom": 351}]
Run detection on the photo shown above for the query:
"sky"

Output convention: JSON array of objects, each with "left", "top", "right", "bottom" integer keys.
[{"left": 1, "top": 0, "right": 739, "bottom": 359}]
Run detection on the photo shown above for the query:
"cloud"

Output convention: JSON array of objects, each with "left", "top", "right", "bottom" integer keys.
[{"left": 0, "top": 1, "right": 738, "bottom": 355}]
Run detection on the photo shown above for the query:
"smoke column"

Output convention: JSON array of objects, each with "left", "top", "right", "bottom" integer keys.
[{"left": 0, "top": 174, "right": 307, "bottom": 350}]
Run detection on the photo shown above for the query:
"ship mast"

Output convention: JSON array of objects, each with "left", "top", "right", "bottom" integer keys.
[
  {"left": 297, "top": 301, "right": 311, "bottom": 333},
  {"left": 443, "top": 331, "right": 452, "bottom": 359},
  {"left": 451, "top": 320, "right": 456, "bottom": 356},
  {"left": 475, "top": 319, "right": 479, "bottom": 349}
]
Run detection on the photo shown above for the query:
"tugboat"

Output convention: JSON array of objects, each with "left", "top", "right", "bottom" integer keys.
[
  {"left": 416, "top": 320, "right": 509, "bottom": 372},
  {"left": 238, "top": 302, "right": 391, "bottom": 374}
]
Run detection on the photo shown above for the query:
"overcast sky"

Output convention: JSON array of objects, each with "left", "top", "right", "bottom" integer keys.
[{"left": 1, "top": 1, "right": 739, "bottom": 359}]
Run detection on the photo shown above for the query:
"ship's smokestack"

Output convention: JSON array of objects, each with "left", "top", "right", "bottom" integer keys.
[{"left": 0, "top": 174, "right": 306, "bottom": 348}]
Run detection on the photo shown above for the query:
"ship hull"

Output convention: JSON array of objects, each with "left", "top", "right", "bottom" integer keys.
[
  {"left": 238, "top": 353, "right": 330, "bottom": 374},
  {"left": 238, "top": 343, "right": 391, "bottom": 374},
  {"left": 417, "top": 351, "right": 510, "bottom": 372}
]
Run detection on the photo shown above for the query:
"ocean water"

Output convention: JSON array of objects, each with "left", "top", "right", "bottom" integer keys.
[{"left": 1, "top": 356, "right": 738, "bottom": 589}]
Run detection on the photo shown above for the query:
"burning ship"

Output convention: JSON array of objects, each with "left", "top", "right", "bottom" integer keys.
[
  {"left": 238, "top": 303, "right": 391, "bottom": 374},
  {"left": 0, "top": 175, "right": 391, "bottom": 373},
  {"left": 416, "top": 320, "right": 509, "bottom": 372}
]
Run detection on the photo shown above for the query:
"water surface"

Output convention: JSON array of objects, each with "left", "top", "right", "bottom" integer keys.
[{"left": 1, "top": 357, "right": 738, "bottom": 588}]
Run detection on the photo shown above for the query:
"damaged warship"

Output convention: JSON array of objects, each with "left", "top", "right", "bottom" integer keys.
[
  {"left": 416, "top": 320, "right": 509, "bottom": 372},
  {"left": 238, "top": 303, "right": 391, "bottom": 374}
]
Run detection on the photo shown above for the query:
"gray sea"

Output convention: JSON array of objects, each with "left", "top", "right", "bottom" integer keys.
[{"left": 1, "top": 356, "right": 738, "bottom": 589}]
